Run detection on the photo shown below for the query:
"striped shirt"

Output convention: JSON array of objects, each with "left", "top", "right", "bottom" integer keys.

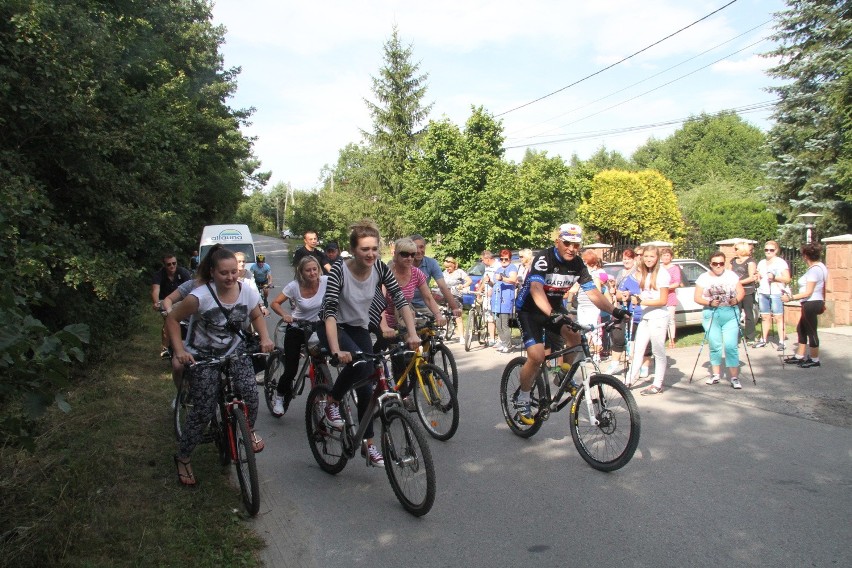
[{"left": 320, "top": 258, "right": 409, "bottom": 330}]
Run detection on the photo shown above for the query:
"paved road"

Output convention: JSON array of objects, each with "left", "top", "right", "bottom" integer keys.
[{"left": 250, "top": 234, "right": 852, "bottom": 568}]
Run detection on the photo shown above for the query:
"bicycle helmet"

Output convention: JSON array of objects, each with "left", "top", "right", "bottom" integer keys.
[{"left": 256, "top": 254, "right": 265, "bottom": 262}]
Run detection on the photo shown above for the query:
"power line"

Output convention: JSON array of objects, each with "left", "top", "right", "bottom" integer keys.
[
  {"left": 517, "top": 36, "right": 770, "bottom": 140},
  {"left": 495, "top": 0, "right": 740, "bottom": 117},
  {"left": 505, "top": 19, "right": 772, "bottom": 138},
  {"left": 502, "top": 100, "right": 777, "bottom": 150}
]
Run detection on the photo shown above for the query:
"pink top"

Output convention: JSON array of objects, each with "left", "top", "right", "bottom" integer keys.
[
  {"left": 665, "top": 265, "right": 681, "bottom": 307},
  {"left": 384, "top": 267, "right": 426, "bottom": 328}
]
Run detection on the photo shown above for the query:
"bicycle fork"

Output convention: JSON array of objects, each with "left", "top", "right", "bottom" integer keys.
[{"left": 223, "top": 399, "right": 251, "bottom": 461}]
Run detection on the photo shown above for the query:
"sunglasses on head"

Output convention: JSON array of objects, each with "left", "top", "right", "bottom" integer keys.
[
  {"left": 398, "top": 251, "right": 415, "bottom": 258},
  {"left": 444, "top": 258, "right": 454, "bottom": 263},
  {"left": 710, "top": 261, "right": 725, "bottom": 267},
  {"left": 764, "top": 248, "right": 775, "bottom": 252}
]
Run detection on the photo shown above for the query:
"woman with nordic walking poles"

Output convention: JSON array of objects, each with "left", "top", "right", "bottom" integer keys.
[
  {"left": 625, "top": 245, "right": 671, "bottom": 395},
  {"left": 694, "top": 251, "right": 746, "bottom": 389},
  {"left": 781, "top": 244, "right": 829, "bottom": 368},
  {"left": 755, "top": 241, "right": 791, "bottom": 351}
]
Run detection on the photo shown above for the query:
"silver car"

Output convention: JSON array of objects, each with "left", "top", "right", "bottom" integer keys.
[{"left": 602, "top": 259, "right": 709, "bottom": 327}]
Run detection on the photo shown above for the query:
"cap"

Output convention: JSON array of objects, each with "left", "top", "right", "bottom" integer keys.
[
  {"left": 325, "top": 241, "right": 339, "bottom": 252},
  {"left": 558, "top": 223, "right": 583, "bottom": 243},
  {"left": 256, "top": 254, "right": 265, "bottom": 262},
  {"left": 598, "top": 272, "right": 609, "bottom": 283}
]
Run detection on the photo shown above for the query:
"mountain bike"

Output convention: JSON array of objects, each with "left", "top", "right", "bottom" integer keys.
[
  {"left": 264, "top": 320, "right": 334, "bottom": 417},
  {"left": 438, "top": 305, "right": 456, "bottom": 340},
  {"left": 178, "top": 351, "right": 267, "bottom": 516},
  {"left": 464, "top": 291, "right": 490, "bottom": 352},
  {"left": 499, "top": 318, "right": 640, "bottom": 472},
  {"left": 388, "top": 337, "right": 459, "bottom": 441},
  {"left": 415, "top": 313, "right": 459, "bottom": 395},
  {"left": 304, "top": 350, "right": 436, "bottom": 516}
]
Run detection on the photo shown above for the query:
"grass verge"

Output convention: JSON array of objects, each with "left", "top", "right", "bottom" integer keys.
[{"left": 0, "top": 308, "right": 264, "bottom": 568}]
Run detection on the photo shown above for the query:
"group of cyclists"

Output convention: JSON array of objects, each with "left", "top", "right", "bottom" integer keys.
[{"left": 158, "top": 221, "right": 629, "bottom": 486}]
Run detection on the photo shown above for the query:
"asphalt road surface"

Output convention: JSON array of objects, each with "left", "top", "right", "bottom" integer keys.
[{"left": 249, "top": 234, "right": 851, "bottom": 568}]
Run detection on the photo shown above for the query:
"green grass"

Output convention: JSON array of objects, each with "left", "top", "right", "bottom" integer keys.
[{"left": 0, "top": 309, "right": 264, "bottom": 568}]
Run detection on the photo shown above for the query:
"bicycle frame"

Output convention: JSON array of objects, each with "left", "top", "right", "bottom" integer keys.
[
  {"left": 336, "top": 355, "right": 405, "bottom": 459},
  {"left": 536, "top": 321, "right": 614, "bottom": 427}
]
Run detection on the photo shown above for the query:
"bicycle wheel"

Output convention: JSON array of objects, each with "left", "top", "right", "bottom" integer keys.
[
  {"left": 173, "top": 375, "right": 190, "bottom": 441},
  {"left": 499, "top": 357, "right": 545, "bottom": 438},
  {"left": 211, "top": 400, "right": 231, "bottom": 466},
  {"left": 444, "top": 314, "right": 456, "bottom": 340},
  {"left": 570, "top": 373, "right": 640, "bottom": 472},
  {"left": 304, "top": 385, "right": 348, "bottom": 474},
  {"left": 413, "top": 363, "right": 459, "bottom": 441},
  {"left": 429, "top": 343, "right": 459, "bottom": 394},
  {"left": 263, "top": 352, "right": 284, "bottom": 417},
  {"left": 464, "top": 311, "right": 476, "bottom": 351},
  {"left": 381, "top": 407, "right": 436, "bottom": 516},
  {"left": 232, "top": 406, "right": 260, "bottom": 516},
  {"left": 313, "top": 361, "right": 334, "bottom": 388}
]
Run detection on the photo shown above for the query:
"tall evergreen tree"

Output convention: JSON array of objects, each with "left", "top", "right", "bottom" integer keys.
[
  {"left": 764, "top": 0, "right": 852, "bottom": 240},
  {"left": 362, "top": 25, "right": 432, "bottom": 235}
]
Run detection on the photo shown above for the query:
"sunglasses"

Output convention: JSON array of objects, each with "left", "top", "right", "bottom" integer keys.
[
  {"left": 764, "top": 248, "right": 775, "bottom": 252},
  {"left": 165, "top": 261, "right": 177, "bottom": 266},
  {"left": 710, "top": 261, "right": 725, "bottom": 267},
  {"left": 561, "top": 241, "right": 580, "bottom": 248},
  {"left": 398, "top": 251, "right": 415, "bottom": 258},
  {"left": 500, "top": 257, "right": 510, "bottom": 261}
]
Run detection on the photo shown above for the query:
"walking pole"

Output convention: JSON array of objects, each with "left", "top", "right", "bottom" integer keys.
[
  {"left": 689, "top": 306, "right": 717, "bottom": 383},
  {"left": 735, "top": 305, "right": 756, "bottom": 385},
  {"left": 622, "top": 301, "right": 634, "bottom": 380}
]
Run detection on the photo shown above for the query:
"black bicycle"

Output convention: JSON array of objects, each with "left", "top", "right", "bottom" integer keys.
[
  {"left": 415, "top": 313, "right": 459, "bottom": 395},
  {"left": 305, "top": 349, "right": 436, "bottom": 516},
  {"left": 464, "top": 291, "right": 490, "bottom": 352},
  {"left": 499, "top": 318, "right": 640, "bottom": 472},
  {"left": 263, "top": 320, "right": 334, "bottom": 417}
]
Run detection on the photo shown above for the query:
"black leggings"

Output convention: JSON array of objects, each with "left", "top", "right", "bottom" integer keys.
[
  {"left": 318, "top": 324, "right": 376, "bottom": 439},
  {"left": 797, "top": 300, "right": 824, "bottom": 348},
  {"left": 276, "top": 325, "right": 306, "bottom": 399}
]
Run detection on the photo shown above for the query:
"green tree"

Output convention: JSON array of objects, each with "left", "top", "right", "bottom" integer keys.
[
  {"left": 764, "top": 0, "right": 852, "bottom": 240},
  {"left": 631, "top": 112, "right": 769, "bottom": 193},
  {"left": 692, "top": 199, "right": 778, "bottom": 244},
  {"left": 362, "top": 25, "right": 432, "bottom": 232},
  {"left": 578, "top": 170, "right": 685, "bottom": 242}
]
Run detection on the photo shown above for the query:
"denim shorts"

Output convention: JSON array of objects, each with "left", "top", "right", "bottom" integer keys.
[{"left": 758, "top": 293, "right": 783, "bottom": 315}]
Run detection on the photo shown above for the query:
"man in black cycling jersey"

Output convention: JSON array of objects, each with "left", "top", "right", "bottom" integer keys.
[{"left": 515, "top": 223, "right": 628, "bottom": 424}]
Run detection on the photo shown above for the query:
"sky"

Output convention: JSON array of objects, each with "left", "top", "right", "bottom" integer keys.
[{"left": 210, "top": 0, "right": 788, "bottom": 191}]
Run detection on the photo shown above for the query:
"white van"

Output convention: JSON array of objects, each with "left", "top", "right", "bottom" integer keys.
[{"left": 199, "top": 224, "right": 256, "bottom": 262}]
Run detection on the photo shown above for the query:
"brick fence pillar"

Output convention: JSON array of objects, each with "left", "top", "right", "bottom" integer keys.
[{"left": 822, "top": 234, "right": 852, "bottom": 326}]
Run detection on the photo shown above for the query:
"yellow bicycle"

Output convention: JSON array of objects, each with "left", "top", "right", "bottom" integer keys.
[{"left": 388, "top": 337, "right": 459, "bottom": 441}]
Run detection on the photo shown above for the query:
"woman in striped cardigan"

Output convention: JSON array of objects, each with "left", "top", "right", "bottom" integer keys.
[{"left": 317, "top": 220, "right": 421, "bottom": 466}]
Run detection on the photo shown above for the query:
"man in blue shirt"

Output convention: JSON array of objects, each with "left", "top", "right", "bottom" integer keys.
[
  {"left": 409, "top": 234, "right": 462, "bottom": 320},
  {"left": 249, "top": 254, "right": 274, "bottom": 307}
]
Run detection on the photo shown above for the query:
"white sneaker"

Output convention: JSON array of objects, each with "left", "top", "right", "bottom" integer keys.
[
  {"left": 705, "top": 374, "right": 721, "bottom": 385},
  {"left": 639, "top": 366, "right": 650, "bottom": 378},
  {"left": 606, "top": 361, "right": 620, "bottom": 375},
  {"left": 272, "top": 394, "right": 286, "bottom": 416},
  {"left": 730, "top": 378, "right": 742, "bottom": 389}
]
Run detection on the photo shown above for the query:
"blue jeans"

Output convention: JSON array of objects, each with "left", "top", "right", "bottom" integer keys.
[{"left": 702, "top": 306, "right": 739, "bottom": 368}]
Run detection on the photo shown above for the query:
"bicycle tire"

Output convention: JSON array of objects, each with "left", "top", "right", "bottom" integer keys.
[
  {"left": 232, "top": 406, "right": 260, "bottom": 516},
  {"left": 499, "top": 356, "right": 545, "bottom": 438},
  {"left": 444, "top": 314, "right": 456, "bottom": 340},
  {"left": 264, "top": 352, "right": 285, "bottom": 417},
  {"left": 464, "top": 311, "right": 476, "bottom": 351},
  {"left": 429, "top": 343, "right": 459, "bottom": 394},
  {"left": 381, "top": 407, "right": 436, "bottom": 516},
  {"left": 173, "top": 375, "right": 190, "bottom": 441},
  {"left": 212, "top": 399, "right": 231, "bottom": 466},
  {"left": 412, "top": 363, "right": 459, "bottom": 441},
  {"left": 314, "top": 361, "right": 334, "bottom": 388},
  {"left": 570, "top": 373, "right": 641, "bottom": 472},
  {"left": 304, "top": 385, "right": 348, "bottom": 474}
]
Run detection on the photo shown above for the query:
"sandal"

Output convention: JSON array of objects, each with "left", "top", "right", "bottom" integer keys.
[
  {"left": 640, "top": 386, "right": 663, "bottom": 396},
  {"left": 174, "top": 455, "right": 197, "bottom": 487},
  {"left": 251, "top": 431, "right": 264, "bottom": 454}
]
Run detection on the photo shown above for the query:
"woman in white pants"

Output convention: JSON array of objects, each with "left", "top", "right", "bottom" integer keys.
[{"left": 625, "top": 245, "right": 670, "bottom": 395}]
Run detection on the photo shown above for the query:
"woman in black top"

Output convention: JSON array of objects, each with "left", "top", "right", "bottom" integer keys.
[{"left": 729, "top": 241, "right": 758, "bottom": 342}]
